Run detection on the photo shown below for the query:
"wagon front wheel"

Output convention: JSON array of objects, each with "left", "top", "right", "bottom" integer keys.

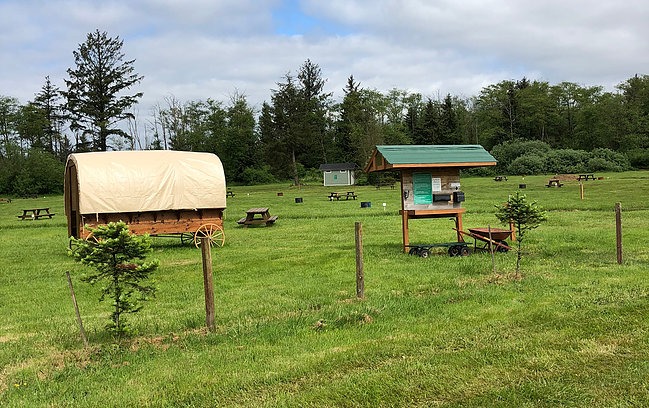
[
  {"left": 180, "top": 233, "right": 194, "bottom": 245},
  {"left": 194, "top": 224, "right": 225, "bottom": 248}
]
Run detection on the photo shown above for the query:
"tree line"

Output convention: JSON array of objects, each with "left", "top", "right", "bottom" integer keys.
[{"left": 1, "top": 30, "right": 648, "bottom": 195}]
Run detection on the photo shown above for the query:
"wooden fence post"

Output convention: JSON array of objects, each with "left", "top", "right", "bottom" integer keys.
[
  {"left": 201, "top": 238, "right": 216, "bottom": 331},
  {"left": 580, "top": 182, "right": 584, "bottom": 200},
  {"left": 355, "top": 222, "right": 365, "bottom": 299},
  {"left": 66, "top": 271, "right": 88, "bottom": 347},
  {"left": 615, "top": 202, "right": 623, "bottom": 265}
]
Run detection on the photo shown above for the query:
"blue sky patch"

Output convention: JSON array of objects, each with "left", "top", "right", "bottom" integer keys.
[{"left": 271, "top": 0, "right": 350, "bottom": 36}]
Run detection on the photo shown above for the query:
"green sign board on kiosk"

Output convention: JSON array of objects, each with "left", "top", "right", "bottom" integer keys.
[{"left": 413, "top": 172, "right": 432, "bottom": 204}]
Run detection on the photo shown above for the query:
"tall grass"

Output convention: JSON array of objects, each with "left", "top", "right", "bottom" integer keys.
[{"left": 1, "top": 172, "right": 648, "bottom": 407}]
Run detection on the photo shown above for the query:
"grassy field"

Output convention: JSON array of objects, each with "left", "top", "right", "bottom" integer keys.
[{"left": 1, "top": 172, "right": 648, "bottom": 407}]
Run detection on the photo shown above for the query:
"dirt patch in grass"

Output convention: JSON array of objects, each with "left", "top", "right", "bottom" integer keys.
[{"left": 1, "top": 346, "right": 94, "bottom": 395}]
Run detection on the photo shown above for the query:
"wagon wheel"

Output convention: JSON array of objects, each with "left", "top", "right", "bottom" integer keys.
[
  {"left": 194, "top": 224, "right": 225, "bottom": 248},
  {"left": 419, "top": 249, "right": 430, "bottom": 258},
  {"left": 448, "top": 245, "right": 461, "bottom": 257},
  {"left": 408, "top": 247, "right": 420, "bottom": 256},
  {"left": 180, "top": 233, "right": 194, "bottom": 246},
  {"left": 459, "top": 246, "right": 471, "bottom": 257}
]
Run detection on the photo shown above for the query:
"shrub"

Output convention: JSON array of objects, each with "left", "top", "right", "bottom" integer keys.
[
  {"left": 586, "top": 157, "right": 621, "bottom": 172},
  {"left": 1, "top": 148, "right": 64, "bottom": 196},
  {"left": 301, "top": 168, "right": 323, "bottom": 184},
  {"left": 507, "top": 154, "right": 546, "bottom": 175},
  {"left": 543, "top": 149, "right": 589, "bottom": 174},
  {"left": 240, "top": 165, "right": 278, "bottom": 185},
  {"left": 490, "top": 140, "right": 551, "bottom": 172},
  {"left": 626, "top": 148, "right": 649, "bottom": 169},
  {"left": 589, "top": 148, "right": 631, "bottom": 170},
  {"left": 462, "top": 166, "right": 496, "bottom": 177}
]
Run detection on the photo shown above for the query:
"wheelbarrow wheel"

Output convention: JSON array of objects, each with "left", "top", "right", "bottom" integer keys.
[
  {"left": 496, "top": 240, "right": 509, "bottom": 253},
  {"left": 194, "top": 223, "right": 225, "bottom": 248},
  {"left": 448, "top": 245, "right": 461, "bottom": 257}
]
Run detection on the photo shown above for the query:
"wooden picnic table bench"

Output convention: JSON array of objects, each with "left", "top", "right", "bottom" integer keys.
[
  {"left": 17, "top": 207, "right": 55, "bottom": 220},
  {"left": 236, "top": 207, "right": 277, "bottom": 227},
  {"left": 328, "top": 192, "right": 358, "bottom": 201},
  {"left": 345, "top": 191, "right": 357, "bottom": 200},
  {"left": 577, "top": 174, "right": 596, "bottom": 181},
  {"left": 546, "top": 178, "right": 563, "bottom": 188}
]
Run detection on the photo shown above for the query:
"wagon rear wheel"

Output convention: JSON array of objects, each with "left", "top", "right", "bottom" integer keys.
[{"left": 194, "top": 224, "right": 225, "bottom": 248}]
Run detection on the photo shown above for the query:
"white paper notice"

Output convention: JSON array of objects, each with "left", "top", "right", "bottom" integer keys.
[{"left": 432, "top": 177, "right": 442, "bottom": 192}]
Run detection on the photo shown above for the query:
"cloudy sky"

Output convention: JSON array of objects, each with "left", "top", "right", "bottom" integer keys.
[{"left": 2, "top": 0, "right": 648, "bottom": 119}]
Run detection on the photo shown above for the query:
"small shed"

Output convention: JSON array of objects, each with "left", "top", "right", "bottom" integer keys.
[
  {"left": 64, "top": 150, "right": 227, "bottom": 246},
  {"left": 318, "top": 163, "right": 357, "bottom": 186},
  {"left": 365, "top": 145, "right": 496, "bottom": 252}
]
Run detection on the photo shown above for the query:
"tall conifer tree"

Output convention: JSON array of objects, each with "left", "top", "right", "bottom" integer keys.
[{"left": 62, "top": 30, "right": 143, "bottom": 151}]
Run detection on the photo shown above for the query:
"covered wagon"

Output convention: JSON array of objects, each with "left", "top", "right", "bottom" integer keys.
[{"left": 64, "top": 150, "right": 227, "bottom": 247}]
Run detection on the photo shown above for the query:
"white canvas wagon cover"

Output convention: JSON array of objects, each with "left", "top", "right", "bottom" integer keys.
[{"left": 65, "top": 150, "right": 226, "bottom": 215}]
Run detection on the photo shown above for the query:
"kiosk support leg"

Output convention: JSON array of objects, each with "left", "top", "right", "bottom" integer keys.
[{"left": 402, "top": 211, "right": 410, "bottom": 253}]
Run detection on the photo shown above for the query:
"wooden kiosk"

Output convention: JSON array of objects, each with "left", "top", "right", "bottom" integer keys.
[{"left": 365, "top": 145, "right": 497, "bottom": 252}]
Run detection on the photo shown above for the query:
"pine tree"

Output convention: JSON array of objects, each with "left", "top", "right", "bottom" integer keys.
[
  {"left": 495, "top": 192, "right": 546, "bottom": 276},
  {"left": 70, "top": 222, "right": 158, "bottom": 336},
  {"left": 62, "top": 30, "right": 143, "bottom": 151}
]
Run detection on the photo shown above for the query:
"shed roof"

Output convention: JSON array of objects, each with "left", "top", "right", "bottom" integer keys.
[
  {"left": 365, "top": 145, "right": 496, "bottom": 172},
  {"left": 319, "top": 162, "right": 357, "bottom": 171},
  {"left": 65, "top": 150, "right": 226, "bottom": 214}
]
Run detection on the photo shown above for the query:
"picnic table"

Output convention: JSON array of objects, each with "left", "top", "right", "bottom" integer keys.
[
  {"left": 0, "top": 197, "right": 11, "bottom": 203},
  {"left": 328, "top": 191, "right": 357, "bottom": 201},
  {"left": 577, "top": 174, "right": 596, "bottom": 181},
  {"left": 546, "top": 178, "right": 563, "bottom": 187},
  {"left": 17, "top": 207, "right": 55, "bottom": 220},
  {"left": 236, "top": 207, "right": 277, "bottom": 227},
  {"left": 493, "top": 175, "right": 508, "bottom": 181}
]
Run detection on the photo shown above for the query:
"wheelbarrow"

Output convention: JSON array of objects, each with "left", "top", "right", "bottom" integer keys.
[{"left": 453, "top": 227, "right": 513, "bottom": 253}]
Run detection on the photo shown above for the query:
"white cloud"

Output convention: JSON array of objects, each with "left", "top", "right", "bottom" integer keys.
[{"left": 2, "top": 0, "right": 647, "bottom": 123}]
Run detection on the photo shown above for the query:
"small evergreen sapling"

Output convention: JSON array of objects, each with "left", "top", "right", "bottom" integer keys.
[
  {"left": 70, "top": 221, "right": 158, "bottom": 336},
  {"left": 495, "top": 192, "right": 547, "bottom": 276}
]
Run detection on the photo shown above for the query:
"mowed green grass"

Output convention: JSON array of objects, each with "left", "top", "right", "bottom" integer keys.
[{"left": 1, "top": 172, "right": 649, "bottom": 407}]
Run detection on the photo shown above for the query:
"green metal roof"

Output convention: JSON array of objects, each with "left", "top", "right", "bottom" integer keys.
[{"left": 376, "top": 145, "right": 496, "bottom": 165}]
